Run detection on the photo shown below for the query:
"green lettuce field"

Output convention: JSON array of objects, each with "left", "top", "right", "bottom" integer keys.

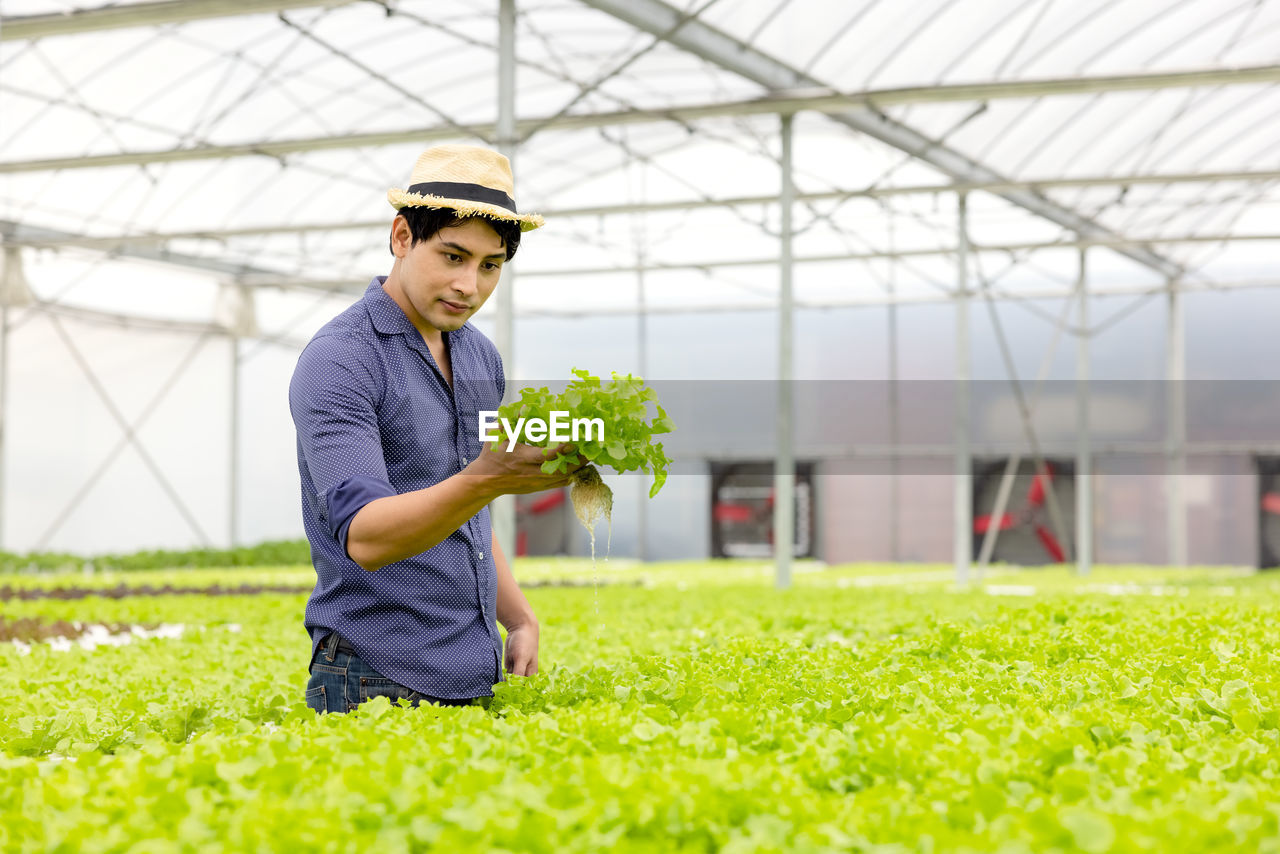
[{"left": 3, "top": 560, "right": 1279, "bottom": 852}]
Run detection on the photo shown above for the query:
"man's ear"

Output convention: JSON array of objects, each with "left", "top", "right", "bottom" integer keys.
[{"left": 390, "top": 215, "right": 411, "bottom": 258}]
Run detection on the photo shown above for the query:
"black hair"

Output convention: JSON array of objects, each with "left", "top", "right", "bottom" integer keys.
[{"left": 389, "top": 205, "right": 522, "bottom": 261}]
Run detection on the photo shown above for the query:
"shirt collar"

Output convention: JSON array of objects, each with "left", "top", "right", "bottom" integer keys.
[{"left": 363, "top": 276, "right": 470, "bottom": 342}]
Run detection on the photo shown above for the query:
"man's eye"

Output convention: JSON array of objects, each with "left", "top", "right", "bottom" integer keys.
[
  {"left": 446, "top": 253, "right": 462, "bottom": 262},
  {"left": 484, "top": 263, "right": 501, "bottom": 272}
]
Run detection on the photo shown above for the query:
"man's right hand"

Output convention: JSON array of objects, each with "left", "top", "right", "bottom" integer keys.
[
  {"left": 348, "top": 442, "right": 583, "bottom": 571},
  {"left": 463, "top": 441, "right": 582, "bottom": 496}
]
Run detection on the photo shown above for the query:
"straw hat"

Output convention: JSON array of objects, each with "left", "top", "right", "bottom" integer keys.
[{"left": 387, "top": 144, "right": 545, "bottom": 232}]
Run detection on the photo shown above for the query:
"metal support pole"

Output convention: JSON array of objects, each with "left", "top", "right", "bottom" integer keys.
[
  {"left": 0, "top": 245, "right": 32, "bottom": 553},
  {"left": 0, "top": 300, "right": 7, "bottom": 551},
  {"left": 887, "top": 217, "right": 900, "bottom": 563},
  {"left": 629, "top": 146, "right": 649, "bottom": 562},
  {"left": 954, "top": 193, "right": 972, "bottom": 587},
  {"left": 229, "top": 334, "right": 240, "bottom": 548},
  {"left": 636, "top": 238, "right": 648, "bottom": 562},
  {"left": 1075, "top": 248, "right": 1092, "bottom": 575},
  {"left": 774, "top": 113, "right": 795, "bottom": 591},
  {"left": 1166, "top": 280, "right": 1187, "bottom": 566},
  {"left": 492, "top": 0, "right": 518, "bottom": 562},
  {"left": 217, "top": 282, "right": 255, "bottom": 549}
]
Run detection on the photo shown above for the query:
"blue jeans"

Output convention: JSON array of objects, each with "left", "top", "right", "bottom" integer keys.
[{"left": 305, "top": 631, "right": 481, "bottom": 714}]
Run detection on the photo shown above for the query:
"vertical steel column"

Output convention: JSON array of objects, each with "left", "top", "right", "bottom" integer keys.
[
  {"left": 0, "top": 300, "right": 7, "bottom": 551},
  {"left": 954, "top": 193, "right": 972, "bottom": 587},
  {"left": 887, "top": 218, "right": 900, "bottom": 562},
  {"left": 636, "top": 240, "right": 649, "bottom": 562},
  {"left": 229, "top": 334, "right": 240, "bottom": 547},
  {"left": 636, "top": 269, "right": 647, "bottom": 381},
  {"left": 0, "top": 245, "right": 27, "bottom": 553},
  {"left": 774, "top": 113, "right": 795, "bottom": 591},
  {"left": 1075, "top": 248, "right": 1092, "bottom": 576},
  {"left": 1166, "top": 280, "right": 1187, "bottom": 566},
  {"left": 222, "top": 282, "right": 254, "bottom": 549},
  {"left": 631, "top": 148, "right": 649, "bottom": 561},
  {"left": 492, "top": 0, "right": 518, "bottom": 561}
]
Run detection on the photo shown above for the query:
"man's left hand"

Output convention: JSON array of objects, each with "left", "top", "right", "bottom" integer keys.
[{"left": 504, "top": 622, "right": 540, "bottom": 677}]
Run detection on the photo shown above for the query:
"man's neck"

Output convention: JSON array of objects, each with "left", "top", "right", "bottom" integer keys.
[{"left": 382, "top": 270, "right": 444, "bottom": 348}]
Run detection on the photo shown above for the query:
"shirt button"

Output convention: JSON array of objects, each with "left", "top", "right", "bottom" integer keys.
[
  {"left": 462, "top": 456, "right": 469, "bottom": 466},
  {"left": 478, "top": 551, "right": 485, "bottom": 560}
]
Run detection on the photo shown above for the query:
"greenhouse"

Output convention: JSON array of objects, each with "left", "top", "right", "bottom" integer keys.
[{"left": 2, "top": 0, "right": 1279, "bottom": 850}]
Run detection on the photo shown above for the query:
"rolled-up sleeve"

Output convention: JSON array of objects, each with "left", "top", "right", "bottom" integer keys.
[{"left": 288, "top": 334, "right": 397, "bottom": 557}]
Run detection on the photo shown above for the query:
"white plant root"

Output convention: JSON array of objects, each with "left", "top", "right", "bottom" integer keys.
[{"left": 569, "top": 464, "right": 613, "bottom": 533}]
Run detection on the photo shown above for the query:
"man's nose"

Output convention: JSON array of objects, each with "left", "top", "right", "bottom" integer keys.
[{"left": 453, "top": 265, "right": 480, "bottom": 295}]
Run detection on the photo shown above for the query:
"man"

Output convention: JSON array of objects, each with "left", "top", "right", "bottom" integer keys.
[{"left": 290, "top": 144, "right": 575, "bottom": 713}]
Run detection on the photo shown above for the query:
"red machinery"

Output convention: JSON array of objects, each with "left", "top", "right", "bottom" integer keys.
[
  {"left": 515, "top": 489, "right": 566, "bottom": 556},
  {"left": 1261, "top": 456, "right": 1280, "bottom": 568},
  {"left": 973, "top": 461, "right": 1071, "bottom": 564},
  {"left": 710, "top": 462, "right": 814, "bottom": 558}
]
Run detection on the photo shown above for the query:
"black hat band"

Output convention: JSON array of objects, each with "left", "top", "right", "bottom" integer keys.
[{"left": 405, "top": 181, "right": 517, "bottom": 213}]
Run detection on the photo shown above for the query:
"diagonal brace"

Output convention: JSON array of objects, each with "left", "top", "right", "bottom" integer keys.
[{"left": 36, "top": 312, "right": 214, "bottom": 549}]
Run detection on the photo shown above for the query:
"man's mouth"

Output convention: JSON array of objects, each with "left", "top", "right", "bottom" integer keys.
[{"left": 441, "top": 300, "right": 469, "bottom": 311}]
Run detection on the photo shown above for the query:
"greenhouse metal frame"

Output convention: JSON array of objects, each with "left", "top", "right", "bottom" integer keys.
[{"left": 1, "top": 0, "right": 1278, "bottom": 579}]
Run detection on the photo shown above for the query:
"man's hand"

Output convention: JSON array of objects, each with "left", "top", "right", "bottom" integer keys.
[
  {"left": 504, "top": 621, "right": 539, "bottom": 677},
  {"left": 464, "top": 440, "right": 582, "bottom": 496}
]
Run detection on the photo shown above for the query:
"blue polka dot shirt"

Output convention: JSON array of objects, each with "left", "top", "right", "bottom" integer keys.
[{"left": 288, "top": 276, "right": 505, "bottom": 699}]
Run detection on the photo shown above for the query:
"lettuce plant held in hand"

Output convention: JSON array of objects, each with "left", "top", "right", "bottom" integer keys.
[{"left": 491, "top": 370, "right": 673, "bottom": 553}]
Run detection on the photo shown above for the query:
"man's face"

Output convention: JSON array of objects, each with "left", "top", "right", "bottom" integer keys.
[{"left": 391, "top": 215, "right": 506, "bottom": 335}]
